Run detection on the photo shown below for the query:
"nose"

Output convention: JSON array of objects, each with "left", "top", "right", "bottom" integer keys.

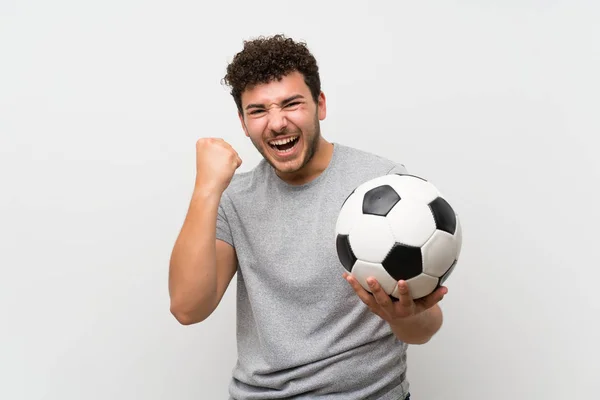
[{"left": 267, "top": 108, "right": 288, "bottom": 133}]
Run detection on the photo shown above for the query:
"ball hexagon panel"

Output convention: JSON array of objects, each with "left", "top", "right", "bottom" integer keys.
[
  {"left": 335, "top": 191, "right": 363, "bottom": 235},
  {"left": 351, "top": 260, "right": 398, "bottom": 295},
  {"left": 421, "top": 229, "right": 459, "bottom": 278},
  {"left": 362, "top": 185, "right": 400, "bottom": 216},
  {"left": 389, "top": 174, "right": 441, "bottom": 204},
  {"left": 386, "top": 199, "right": 437, "bottom": 247},
  {"left": 391, "top": 273, "right": 439, "bottom": 300},
  {"left": 348, "top": 215, "right": 395, "bottom": 263},
  {"left": 381, "top": 243, "right": 423, "bottom": 281},
  {"left": 429, "top": 196, "right": 457, "bottom": 235},
  {"left": 335, "top": 234, "right": 356, "bottom": 272}
]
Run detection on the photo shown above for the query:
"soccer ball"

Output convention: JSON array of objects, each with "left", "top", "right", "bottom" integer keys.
[{"left": 335, "top": 173, "right": 462, "bottom": 300}]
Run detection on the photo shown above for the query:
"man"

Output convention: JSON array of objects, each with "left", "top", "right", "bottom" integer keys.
[{"left": 169, "top": 34, "right": 447, "bottom": 400}]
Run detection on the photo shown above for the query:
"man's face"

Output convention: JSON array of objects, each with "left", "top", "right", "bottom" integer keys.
[{"left": 238, "top": 71, "right": 326, "bottom": 176}]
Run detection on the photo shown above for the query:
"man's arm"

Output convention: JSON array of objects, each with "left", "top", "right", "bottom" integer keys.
[
  {"left": 169, "top": 138, "right": 242, "bottom": 325},
  {"left": 388, "top": 303, "right": 443, "bottom": 344},
  {"left": 169, "top": 191, "right": 238, "bottom": 325}
]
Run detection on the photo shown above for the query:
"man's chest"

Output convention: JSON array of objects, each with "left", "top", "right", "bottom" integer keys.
[{"left": 232, "top": 183, "right": 354, "bottom": 286}]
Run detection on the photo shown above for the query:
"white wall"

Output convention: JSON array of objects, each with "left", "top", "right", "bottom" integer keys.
[{"left": 1, "top": 1, "right": 598, "bottom": 399}]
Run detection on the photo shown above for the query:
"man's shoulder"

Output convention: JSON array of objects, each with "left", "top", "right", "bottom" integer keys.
[{"left": 334, "top": 143, "right": 408, "bottom": 174}]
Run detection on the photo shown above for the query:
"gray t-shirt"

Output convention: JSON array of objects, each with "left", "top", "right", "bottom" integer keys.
[{"left": 216, "top": 143, "right": 410, "bottom": 400}]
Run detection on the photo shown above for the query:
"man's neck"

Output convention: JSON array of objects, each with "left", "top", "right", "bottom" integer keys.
[{"left": 277, "top": 138, "right": 334, "bottom": 186}]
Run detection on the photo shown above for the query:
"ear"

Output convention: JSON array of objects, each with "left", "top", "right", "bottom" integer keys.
[
  {"left": 238, "top": 111, "right": 250, "bottom": 137},
  {"left": 317, "top": 91, "right": 327, "bottom": 121}
]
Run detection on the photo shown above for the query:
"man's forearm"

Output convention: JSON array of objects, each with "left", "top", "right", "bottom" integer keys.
[
  {"left": 389, "top": 304, "right": 444, "bottom": 344},
  {"left": 169, "top": 191, "right": 221, "bottom": 324}
]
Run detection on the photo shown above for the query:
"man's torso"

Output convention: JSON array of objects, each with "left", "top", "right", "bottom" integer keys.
[{"left": 216, "top": 143, "right": 411, "bottom": 400}]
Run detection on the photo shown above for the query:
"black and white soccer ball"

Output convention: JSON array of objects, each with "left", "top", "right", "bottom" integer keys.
[{"left": 335, "top": 173, "right": 463, "bottom": 300}]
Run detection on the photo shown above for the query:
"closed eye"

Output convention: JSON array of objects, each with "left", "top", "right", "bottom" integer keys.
[{"left": 248, "top": 102, "right": 301, "bottom": 115}]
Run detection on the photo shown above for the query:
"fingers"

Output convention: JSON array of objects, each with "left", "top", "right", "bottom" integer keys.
[
  {"left": 344, "top": 273, "right": 449, "bottom": 321},
  {"left": 414, "top": 286, "right": 447, "bottom": 311},
  {"left": 343, "top": 273, "right": 395, "bottom": 316},
  {"left": 233, "top": 153, "right": 242, "bottom": 168},
  {"left": 366, "top": 277, "right": 394, "bottom": 310},
  {"left": 343, "top": 273, "right": 378, "bottom": 309},
  {"left": 395, "top": 280, "right": 414, "bottom": 309}
]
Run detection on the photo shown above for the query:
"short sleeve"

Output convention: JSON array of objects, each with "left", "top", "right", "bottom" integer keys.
[{"left": 216, "top": 193, "right": 234, "bottom": 247}]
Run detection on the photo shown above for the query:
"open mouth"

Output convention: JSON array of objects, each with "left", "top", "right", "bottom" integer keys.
[{"left": 268, "top": 136, "right": 300, "bottom": 154}]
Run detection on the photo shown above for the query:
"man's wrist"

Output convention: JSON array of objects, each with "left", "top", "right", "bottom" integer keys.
[{"left": 389, "top": 305, "right": 443, "bottom": 344}]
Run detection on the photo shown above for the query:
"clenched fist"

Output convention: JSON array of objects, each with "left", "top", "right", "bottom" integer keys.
[{"left": 194, "top": 138, "right": 242, "bottom": 195}]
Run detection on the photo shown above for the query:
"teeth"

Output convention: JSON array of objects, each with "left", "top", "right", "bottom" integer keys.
[{"left": 270, "top": 136, "right": 298, "bottom": 146}]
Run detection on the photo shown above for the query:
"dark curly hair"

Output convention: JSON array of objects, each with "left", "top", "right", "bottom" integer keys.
[{"left": 222, "top": 34, "right": 321, "bottom": 115}]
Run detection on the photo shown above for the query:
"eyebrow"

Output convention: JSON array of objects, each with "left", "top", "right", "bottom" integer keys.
[{"left": 245, "top": 94, "right": 305, "bottom": 110}]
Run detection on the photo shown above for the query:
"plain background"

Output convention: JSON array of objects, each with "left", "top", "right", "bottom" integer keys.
[{"left": 1, "top": 1, "right": 599, "bottom": 399}]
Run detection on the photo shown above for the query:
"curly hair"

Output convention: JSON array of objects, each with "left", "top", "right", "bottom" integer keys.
[{"left": 222, "top": 34, "right": 321, "bottom": 115}]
